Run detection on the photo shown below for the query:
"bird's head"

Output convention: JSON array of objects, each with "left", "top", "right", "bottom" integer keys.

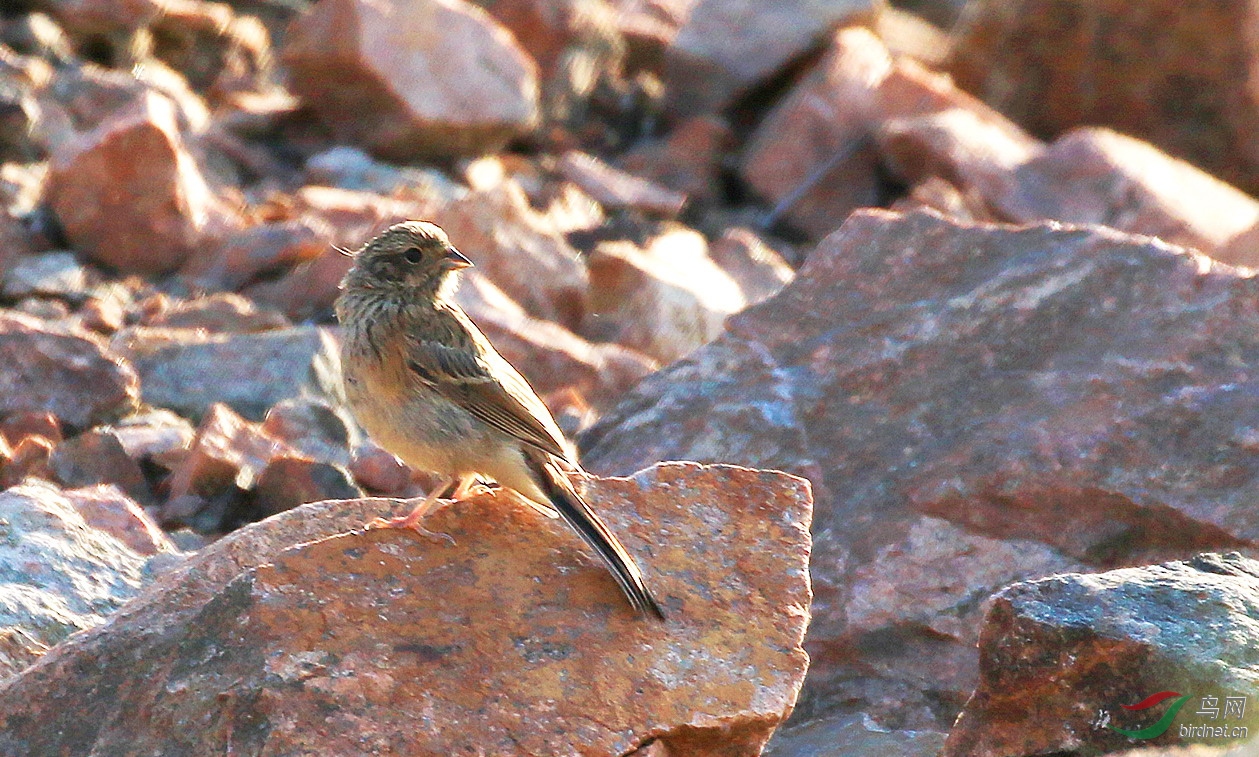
[{"left": 341, "top": 221, "right": 473, "bottom": 300}]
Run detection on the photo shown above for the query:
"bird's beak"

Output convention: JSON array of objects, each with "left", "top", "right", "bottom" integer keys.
[{"left": 443, "top": 247, "right": 474, "bottom": 270}]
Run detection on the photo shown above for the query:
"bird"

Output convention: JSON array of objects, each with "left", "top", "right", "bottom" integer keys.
[{"left": 335, "top": 220, "right": 665, "bottom": 620}]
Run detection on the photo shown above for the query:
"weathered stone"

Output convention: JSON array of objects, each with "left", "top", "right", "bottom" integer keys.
[
  {"left": 0, "top": 313, "right": 139, "bottom": 429},
  {"left": 63, "top": 483, "right": 175, "bottom": 556},
  {"left": 1, "top": 251, "right": 90, "bottom": 301},
  {"left": 664, "top": 0, "right": 875, "bottom": 117},
  {"left": 0, "top": 410, "right": 61, "bottom": 448},
  {"left": 141, "top": 292, "right": 290, "bottom": 333},
  {"left": 181, "top": 218, "right": 328, "bottom": 292},
  {"left": 945, "top": 554, "right": 1259, "bottom": 756},
  {"left": 707, "top": 226, "right": 794, "bottom": 306},
  {"left": 109, "top": 409, "right": 195, "bottom": 470},
  {"left": 764, "top": 713, "right": 946, "bottom": 757},
  {"left": 557, "top": 149, "right": 687, "bottom": 216},
  {"left": 582, "top": 208, "right": 1259, "bottom": 728},
  {"left": 50, "top": 428, "right": 153, "bottom": 505},
  {"left": 440, "top": 180, "right": 590, "bottom": 329},
  {"left": 0, "top": 480, "right": 155, "bottom": 682},
  {"left": 283, "top": 0, "right": 539, "bottom": 160},
  {"left": 948, "top": 0, "right": 1259, "bottom": 194},
  {"left": 619, "top": 114, "right": 733, "bottom": 207},
  {"left": 46, "top": 90, "right": 227, "bottom": 274},
  {"left": 259, "top": 397, "right": 356, "bottom": 467},
  {"left": 742, "top": 27, "right": 1036, "bottom": 240},
  {"left": 304, "top": 145, "right": 465, "bottom": 198},
  {"left": 1, "top": 434, "right": 53, "bottom": 489},
  {"left": 0, "top": 463, "right": 812, "bottom": 756},
  {"left": 583, "top": 227, "right": 744, "bottom": 363},
  {"left": 114, "top": 324, "right": 342, "bottom": 421},
  {"left": 251, "top": 455, "right": 361, "bottom": 517},
  {"left": 348, "top": 442, "right": 415, "bottom": 495},
  {"left": 165, "top": 402, "right": 293, "bottom": 504}
]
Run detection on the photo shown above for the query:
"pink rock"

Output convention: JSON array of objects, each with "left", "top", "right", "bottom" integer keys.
[
  {"left": 283, "top": 0, "right": 539, "bottom": 160},
  {"left": 557, "top": 150, "right": 687, "bottom": 216},
  {"left": 583, "top": 227, "right": 744, "bottom": 363},
  {"left": 46, "top": 90, "right": 228, "bottom": 274},
  {"left": 141, "top": 292, "right": 291, "bottom": 333},
  {"left": 181, "top": 217, "right": 328, "bottom": 292},
  {"left": 251, "top": 454, "right": 360, "bottom": 518},
  {"left": 50, "top": 428, "right": 153, "bottom": 505},
  {"left": 348, "top": 442, "right": 413, "bottom": 495},
  {"left": 948, "top": 0, "right": 1259, "bottom": 194},
  {"left": 583, "top": 208, "right": 1259, "bottom": 729},
  {"left": 165, "top": 402, "right": 294, "bottom": 501},
  {"left": 0, "top": 313, "right": 139, "bottom": 429},
  {"left": 64, "top": 483, "right": 175, "bottom": 556},
  {"left": 664, "top": 0, "right": 876, "bottom": 117},
  {"left": 707, "top": 227, "right": 794, "bottom": 306},
  {"left": 619, "top": 115, "right": 734, "bottom": 207},
  {"left": 439, "top": 181, "right": 590, "bottom": 329}
]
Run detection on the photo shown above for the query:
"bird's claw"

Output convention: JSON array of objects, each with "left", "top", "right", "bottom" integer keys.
[{"left": 364, "top": 516, "right": 456, "bottom": 546}]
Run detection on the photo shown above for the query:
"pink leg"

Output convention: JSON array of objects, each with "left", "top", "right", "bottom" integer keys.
[{"left": 366, "top": 475, "right": 454, "bottom": 533}]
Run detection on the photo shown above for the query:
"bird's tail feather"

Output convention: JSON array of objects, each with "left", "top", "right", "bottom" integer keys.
[{"left": 535, "top": 460, "right": 665, "bottom": 620}]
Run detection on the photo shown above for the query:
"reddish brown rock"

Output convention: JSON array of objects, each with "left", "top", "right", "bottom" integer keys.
[
  {"left": 251, "top": 455, "right": 361, "bottom": 517},
  {"left": 583, "top": 227, "right": 744, "bottom": 363},
  {"left": 78, "top": 295, "right": 126, "bottom": 334},
  {"left": 114, "top": 325, "right": 342, "bottom": 421},
  {"left": 140, "top": 292, "right": 290, "bottom": 333},
  {"left": 558, "top": 150, "right": 687, "bottom": 216},
  {"left": 180, "top": 218, "right": 328, "bottom": 292},
  {"left": 0, "top": 313, "right": 139, "bottom": 429},
  {"left": 0, "top": 480, "right": 156, "bottom": 682},
  {"left": 1000, "top": 128, "right": 1259, "bottom": 268},
  {"left": 165, "top": 402, "right": 293, "bottom": 503},
  {"left": 1, "top": 434, "right": 53, "bottom": 488},
  {"left": 50, "top": 428, "right": 153, "bottom": 505},
  {"left": 742, "top": 27, "right": 1035, "bottom": 240},
  {"left": 455, "top": 270, "right": 658, "bottom": 407},
  {"left": 664, "top": 0, "right": 875, "bottom": 118},
  {"left": 348, "top": 442, "right": 415, "bottom": 495},
  {"left": 440, "top": 181, "right": 590, "bottom": 329},
  {"left": 260, "top": 397, "right": 355, "bottom": 467},
  {"left": 63, "top": 484, "right": 175, "bottom": 556},
  {"left": 945, "top": 553, "right": 1259, "bottom": 756},
  {"left": 708, "top": 227, "right": 794, "bottom": 306},
  {"left": 45, "top": 90, "right": 228, "bottom": 274},
  {"left": 948, "top": 0, "right": 1259, "bottom": 194},
  {"left": 283, "top": 0, "right": 539, "bottom": 160},
  {"left": 582, "top": 208, "right": 1259, "bottom": 729},
  {"left": 619, "top": 115, "right": 734, "bottom": 207},
  {"left": 0, "top": 463, "right": 812, "bottom": 755},
  {"left": 110, "top": 409, "right": 196, "bottom": 471},
  {"left": 607, "top": 0, "right": 692, "bottom": 70},
  {"left": 0, "top": 411, "right": 62, "bottom": 448}
]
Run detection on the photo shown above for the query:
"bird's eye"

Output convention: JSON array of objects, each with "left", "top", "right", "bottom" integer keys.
[{"left": 403, "top": 247, "right": 423, "bottom": 264}]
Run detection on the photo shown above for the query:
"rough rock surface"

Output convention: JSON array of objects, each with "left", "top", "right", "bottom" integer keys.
[
  {"left": 0, "top": 463, "right": 812, "bottom": 756},
  {"left": 114, "top": 325, "right": 343, "bottom": 421},
  {"left": 283, "top": 0, "right": 539, "bottom": 160},
  {"left": 664, "top": 0, "right": 875, "bottom": 118},
  {"left": 0, "top": 313, "right": 139, "bottom": 429},
  {"left": 557, "top": 150, "right": 687, "bottom": 216},
  {"left": 582, "top": 208, "right": 1259, "bottom": 728},
  {"left": 948, "top": 0, "right": 1259, "bottom": 194},
  {"left": 0, "top": 481, "right": 163, "bottom": 681},
  {"left": 741, "top": 27, "right": 1035, "bottom": 240},
  {"left": 583, "top": 227, "right": 745, "bottom": 364},
  {"left": 945, "top": 553, "right": 1259, "bottom": 756},
  {"left": 45, "top": 90, "right": 226, "bottom": 274},
  {"left": 440, "top": 181, "right": 590, "bottom": 329}
]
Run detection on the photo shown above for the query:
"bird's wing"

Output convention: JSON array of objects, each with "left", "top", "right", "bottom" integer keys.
[{"left": 406, "top": 337, "right": 571, "bottom": 461}]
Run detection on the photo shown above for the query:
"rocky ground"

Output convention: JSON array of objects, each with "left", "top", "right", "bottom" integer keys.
[{"left": 0, "top": 0, "right": 1257, "bottom": 754}]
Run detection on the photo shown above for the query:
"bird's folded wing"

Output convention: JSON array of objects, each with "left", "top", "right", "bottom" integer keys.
[{"left": 407, "top": 339, "right": 570, "bottom": 461}]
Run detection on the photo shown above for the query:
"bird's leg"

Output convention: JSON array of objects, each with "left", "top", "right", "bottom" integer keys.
[
  {"left": 366, "top": 475, "right": 456, "bottom": 540},
  {"left": 447, "top": 474, "right": 496, "bottom": 500}
]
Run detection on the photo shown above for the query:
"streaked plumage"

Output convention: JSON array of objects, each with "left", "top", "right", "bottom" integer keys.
[{"left": 336, "top": 221, "right": 664, "bottom": 620}]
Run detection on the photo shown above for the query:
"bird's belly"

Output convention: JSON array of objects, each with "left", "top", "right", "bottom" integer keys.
[{"left": 344, "top": 361, "right": 505, "bottom": 478}]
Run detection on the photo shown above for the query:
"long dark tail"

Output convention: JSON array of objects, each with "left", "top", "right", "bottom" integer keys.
[{"left": 534, "top": 459, "right": 665, "bottom": 620}]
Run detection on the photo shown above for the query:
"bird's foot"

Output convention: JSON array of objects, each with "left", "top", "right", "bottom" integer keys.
[{"left": 365, "top": 513, "right": 456, "bottom": 545}]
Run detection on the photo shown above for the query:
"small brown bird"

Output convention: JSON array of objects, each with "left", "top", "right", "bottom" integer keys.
[{"left": 335, "top": 220, "right": 664, "bottom": 620}]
